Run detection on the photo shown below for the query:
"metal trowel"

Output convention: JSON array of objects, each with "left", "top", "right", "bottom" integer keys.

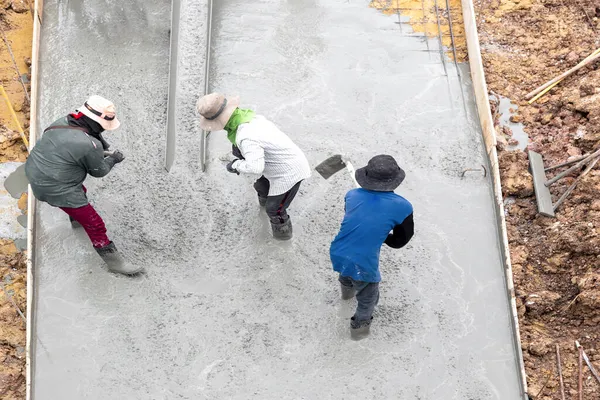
[{"left": 315, "top": 154, "right": 359, "bottom": 187}]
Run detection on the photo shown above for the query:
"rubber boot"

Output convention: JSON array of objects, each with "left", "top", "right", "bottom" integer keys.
[
  {"left": 340, "top": 283, "right": 355, "bottom": 300},
  {"left": 271, "top": 219, "right": 293, "bottom": 240},
  {"left": 258, "top": 196, "right": 267, "bottom": 207},
  {"left": 350, "top": 317, "right": 373, "bottom": 340},
  {"left": 95, "top": 242, "right": 144, "bottom": 276},
  {"left": 69, "top": 216, "right": 82, "bottom": 228}
]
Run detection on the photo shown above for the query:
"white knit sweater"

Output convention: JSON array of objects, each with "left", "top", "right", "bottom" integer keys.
[{"left": 231, "top": 116, "right": 311, "bottom": 196}]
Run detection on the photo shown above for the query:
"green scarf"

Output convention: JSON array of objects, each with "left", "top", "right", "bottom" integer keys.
[{"left": 224, "top": 108, "right": 255, "bottom": 144}]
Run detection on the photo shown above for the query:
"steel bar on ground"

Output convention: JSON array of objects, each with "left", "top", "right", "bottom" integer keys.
[
  {"left": 546, "top": 153, "right": 592, "bottom": 171},
  {"left": 545, "top": 149, "right": 600, "bottom": 187},
  {"left": 553, "top": 156, "right": 600, "bottom": 211}
]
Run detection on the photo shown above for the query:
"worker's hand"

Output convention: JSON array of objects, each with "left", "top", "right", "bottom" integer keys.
[
  {"left": 232, "top": 144, "right": 244, "bottom": 160},
  {"left": 226, "top": 159, "right": 240, "bottom": 175},
  {"left": 108, "top": 150, "right": 125, "bottom": 164}
]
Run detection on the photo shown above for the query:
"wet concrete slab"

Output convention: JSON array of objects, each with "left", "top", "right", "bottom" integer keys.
[{"left": 32, "top": 0, "right": 523, "bottom": 399}]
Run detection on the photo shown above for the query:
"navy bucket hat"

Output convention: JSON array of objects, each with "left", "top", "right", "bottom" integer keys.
[{"left": 355, "top": 155, "right": 406, "bottom": 191}]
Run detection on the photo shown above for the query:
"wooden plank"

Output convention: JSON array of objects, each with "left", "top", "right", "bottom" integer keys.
[
  {"left": 27, "top": 1, "right": 43, "bottom": 399},
  {"left": 528, "top": 150, "right": 555, "bottom": 217},
  {"left": 461, "top": 0, "right": 529, "bottom": 398},
  {"left": 460, "top": 0, "right": 496, "bottom": 154}
]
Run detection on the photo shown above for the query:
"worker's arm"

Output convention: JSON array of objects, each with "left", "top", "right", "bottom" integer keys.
[
  {"left": 384, "top": 213, "right": 414, "bottom": 249},
  {"left": 232, "top": 139, "right": 265, "bottom": 175},
  {"left": 82, "top": 148, "right": 125, "bottom": 178}
]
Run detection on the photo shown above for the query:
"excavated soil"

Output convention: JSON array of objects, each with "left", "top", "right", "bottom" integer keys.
[
  {"left": 0, "top": 2, "right": 30, "bottom": 162},
  {"left": 477, "top": 0, "right": 600, "bottom": 398},
  {"left": 0, "top": 2, "right": 30, "bottom": 398},
  {"left": 0, "top": 239, "right": 26, "bottom": 400}
]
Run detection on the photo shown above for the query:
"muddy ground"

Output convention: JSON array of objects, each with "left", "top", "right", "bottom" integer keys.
[
  {"left": 476, "top": 0, "right": 600, "bottom": 398},
  {"left": 0, "top": 2, "right": 30, "bottom": 399}
]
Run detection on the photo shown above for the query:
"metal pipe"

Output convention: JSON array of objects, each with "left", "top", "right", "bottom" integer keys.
[
  {"left": 546, "top": 153, "right": 591, "bottom": 171},
  {"left": 164, "top": 0, "right": 182, "bottom": 171},
  {"left": 200, "top": 0, "right": 214, "bottom": 173},
  {"left": 545, "top": 149, "right": 600, "bottom": 186}
]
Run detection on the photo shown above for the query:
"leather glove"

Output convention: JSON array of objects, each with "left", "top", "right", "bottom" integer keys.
[
  {"left": 232, "top": 144, "right": 244, "bottom": 160},
  {"left": 226, "top": 159, "right": 240, "bottom": 175},
  {"left": 107, "top": 150, "right": 125, "bottom": 164}
]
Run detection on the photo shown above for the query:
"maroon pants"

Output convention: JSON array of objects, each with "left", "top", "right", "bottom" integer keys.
[{"left": 59, "top": 186, "right": 110, "bottom": 248}]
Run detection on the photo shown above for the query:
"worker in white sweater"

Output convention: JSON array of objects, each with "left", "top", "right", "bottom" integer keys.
[{"left": 196, "top": 93, "right": 311, "bottom": 240}]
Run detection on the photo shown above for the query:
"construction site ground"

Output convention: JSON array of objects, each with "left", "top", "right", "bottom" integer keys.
[
  {"left": 476, "top": 0, "right": 600, "bottom": 398},
  {"left": 0, "top": 2, "right": 31, "bottom": 400},
  {"left": 1, "top": 0, "right": 600, "bottom": 399}
]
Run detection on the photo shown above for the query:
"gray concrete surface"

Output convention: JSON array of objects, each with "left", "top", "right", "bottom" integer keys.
[{"left": 32, "top": 0, "right": 523, "bottom": 398}]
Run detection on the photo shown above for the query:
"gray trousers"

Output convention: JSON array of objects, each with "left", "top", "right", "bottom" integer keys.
[
  {"left": 253, "top": 177, "right": 301, "bottom": 224},
  {"left": 339, "top": 275, "right": 380, "bottom": 322}
]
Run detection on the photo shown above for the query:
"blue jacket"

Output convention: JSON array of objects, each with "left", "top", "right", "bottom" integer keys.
[{"left": 330, "top": 188, "right": 414, "bottom": 283}]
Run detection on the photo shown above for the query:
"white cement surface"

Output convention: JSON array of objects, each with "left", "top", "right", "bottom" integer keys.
[{"left": 32, "top": 0, "right": 523, "bottom": 399}]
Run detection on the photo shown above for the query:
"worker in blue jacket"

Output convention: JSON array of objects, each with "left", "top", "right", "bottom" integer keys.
[{"left": 330, "top": 155, "right": 414, "bottom": 340}]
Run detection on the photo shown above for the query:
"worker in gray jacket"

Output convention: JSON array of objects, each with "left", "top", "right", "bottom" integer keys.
[
  {"left": 196, "top": 93, "right": 311, "bottom": 240},
  {"left": 25, "top": 95, "right": 142, "bottom": 275}
]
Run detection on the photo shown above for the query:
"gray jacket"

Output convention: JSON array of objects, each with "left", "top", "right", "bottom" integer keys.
[{"left": 25, "top": 117, "right": 117, "bottom": 208}]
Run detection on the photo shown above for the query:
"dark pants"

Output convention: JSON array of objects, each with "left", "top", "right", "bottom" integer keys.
[
  {"left": 339, "top": 275, "right": 380, "bottom": 322},
  {"left": 253, "top": 177, "right": 301, "bottom": 224},
  {"left": 59, "top": 186, "right": 110, "bottom": 248}
]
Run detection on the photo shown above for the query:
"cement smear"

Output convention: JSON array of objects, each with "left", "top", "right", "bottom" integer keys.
[{"left": 32, "top": 0, "right": 522, "bottom": 399}]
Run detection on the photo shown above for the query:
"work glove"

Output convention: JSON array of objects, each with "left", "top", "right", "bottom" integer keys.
[
  {"left": 226, "top": 159, "right": 240, "bottom": 175},
  {"left": 106, "top": 150, "right": 125, "bottom": 164},
  {"left": 232, "top": 144, "right": 244, "bottom": 160}
]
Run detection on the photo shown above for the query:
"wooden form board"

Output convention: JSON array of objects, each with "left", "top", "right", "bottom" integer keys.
[
  {"left": 460, "top": 0, "right": 529, "bottom": 398},
  {"left": 26, "top": 1, "right": 43, "bottom": 399}
]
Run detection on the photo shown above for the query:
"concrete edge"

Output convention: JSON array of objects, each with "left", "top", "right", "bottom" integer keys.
[
  {"left": 26, "top": 1, "right": 43, "bottom": 399},
  {"left": 461, "top": 0, "right": 529, "bottom": 397}
]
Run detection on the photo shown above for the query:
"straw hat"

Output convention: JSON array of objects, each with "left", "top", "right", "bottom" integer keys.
[
  {"left": 196, "top": 93, "right": 240, "bottom": 131},
  {"left": 355, "top": 155, "right": 406, "bottom": 191},
  {"left": 78, "top": 95, "right": 121, "bottom": 131}
]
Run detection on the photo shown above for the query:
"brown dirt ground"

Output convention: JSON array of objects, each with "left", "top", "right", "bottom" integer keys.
[
  {"left": 476, "top": 0, "right": 600, "bottom": 398},
  {"left": 0, "top": 1, "right": 31, "bottom": 399},
  {"left": 0, "top": 239, "right": 26, "bottom": 400}
]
